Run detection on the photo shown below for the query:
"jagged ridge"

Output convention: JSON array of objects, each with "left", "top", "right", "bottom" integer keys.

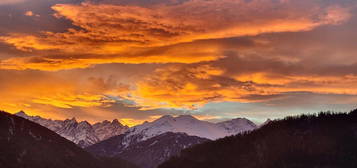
[{"left": 15, "top": 111, "right": 128, "bottom": 147}]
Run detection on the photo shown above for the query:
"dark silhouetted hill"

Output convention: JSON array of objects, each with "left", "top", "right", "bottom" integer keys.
[
  {"left": 87, "top": 132, "right": 209, "bottom": 168},
  {"left": 159, "top": 109, "right": 357, "bottom": 168}
]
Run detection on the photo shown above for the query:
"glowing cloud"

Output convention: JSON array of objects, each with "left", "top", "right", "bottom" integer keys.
[
  {"left": 0, "top": 0, "right": 356, "bottom": 124},
  {"left": 129, "top": 64, "right": 276, "bottom": 109},
  {"left": 24, "top": 11, "right": 40, "bottom": 17},
  {"left": 127, "top": 60, "right": 357, "bottom": 110},
  {"left": 0, "top": 0, "right": 352, "bottom": 70}
]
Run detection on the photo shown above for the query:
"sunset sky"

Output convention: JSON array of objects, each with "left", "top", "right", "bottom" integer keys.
[{"left": 1, "top": 0, "right": 357, "bottom": 126}]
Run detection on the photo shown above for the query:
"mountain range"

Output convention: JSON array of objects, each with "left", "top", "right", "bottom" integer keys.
[
  {"left": 15, "top": 111, "right": 129, "bottom": 147},
  {"left": 13, "top": 111, "right": 258, "bottom": 168},
  {"left": 15, "top": 111, "right": 257, "bottom": 148},
  {"left": 122, "top": 114, "right": 257, "bottom": 146},
  {"left": 86, "top": 114, "right": 257, "bottom": 168},
  {"left": 3, "top": 109, "right": 357, "bottom": 168}
]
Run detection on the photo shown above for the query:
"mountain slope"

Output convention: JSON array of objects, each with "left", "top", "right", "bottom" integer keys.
[
  {"left": 119, "top": 132, "right": 208, "bottom": 168},
  {"left": 0, "top": 110, "right": 137, "bottom": 168},
  {"left": 87, "top": 132, "right": 209, "bottom": 168},
  {"left": 86, "top": 134, "right": 126, "bottom": 157},
  {"left": 159, "top": 109, "right": 357, "bottom": 168},
  {"left": 15, "top": 111, "right": 128, "bottom": 147}
]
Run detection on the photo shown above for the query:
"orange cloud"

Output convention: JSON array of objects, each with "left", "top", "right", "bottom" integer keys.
[
  {"left": 128, "top": 64, "right": 276, "bottom": 109},
  {"left": 0, "top": 49, "right": 221, "bottom": 71},
  {"left": 24, "top": 11, "right": 34, "bottom": 16},
  {"left": 24, "top": 11, "right": 40, "bottom": 17},
  {"left": 0, "top": 0, "right": 352, "bottom": 70},
  {"left": 0, "top": 71, "right": 129, "bottom": 114},
  {"left": 120, "top": 115, "right": 161, "bottom": 127},
  {"left": 126, "top": 63, "right": 357, "bottom": 110},
  {"left": 31, "top": 94, "right": 114, "bottom": 109}
]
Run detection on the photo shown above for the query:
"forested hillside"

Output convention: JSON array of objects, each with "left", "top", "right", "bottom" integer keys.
[{"left": 159, "top": 109, "right": 357, "bottom": 168}]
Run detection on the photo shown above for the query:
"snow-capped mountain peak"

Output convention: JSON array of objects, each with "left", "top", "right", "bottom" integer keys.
[
  {"left": 122, "top": 115, "right": 257, "bottom": 147},
  {"left": 260, "top": 118, "right": 273, "bottom": 127},
  {"left": 70, "top": 117, "right": 77, "bottom": 122},
  {"left": 15, "top": 111, "right": 257, "bottom": 148},
  {"left": 64, "top": 117, "right": 77, "bottom": 125},
  {"left": 92, "top": 118, "right": 129, "bottom": 141},
  {"left": 156, "top": 115, "right": 174, "bottom": 122},
  {"left": 15, "top": 111, "right": 26, "bottom": 117},
  {"left": 78, "top": 121, "right": 92, "bottom": 128},
  {"left": 176, "top": 115, "right": 198, "bottom": 121},
  {"left": 14, "top": 111, "right": 128, "bottom": 147},
  {"left": 112, "top": 119, "right": 122, "bottom": 125},
  {"left": 217, "top": 118, "right": 257, "bottom": 134}
]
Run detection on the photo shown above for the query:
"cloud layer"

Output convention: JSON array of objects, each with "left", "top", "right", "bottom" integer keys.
[
  {"left": 0, "top": 0, "right": 352, "bottom": 70},
  {"left": 0, "top": 0, "right": 357, "bottom": 124}
]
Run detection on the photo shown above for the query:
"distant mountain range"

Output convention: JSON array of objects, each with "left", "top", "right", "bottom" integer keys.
[
  {"left": 15, "top": 111, "right": 128, "bottom": 147},
  {"left": 159, "top": 109, "right": 357, "bottom": 168},
  {"left": 0, "top": 111, "right": 137, "bottom": 168},
  {"left": 13, "top": 111, "right": 258, "bottom": 168},
  {"left": 4, "top": 109, "right": 357, "bottom": 168},
  {"left": 122, "top": 114, "right": 257, "bottom": 146},
  {"left": 86, "top": 114, "right": 256, "bottom": 168},
  {"left": 15, "top": 111, "right": 257, "bottom": 148}
]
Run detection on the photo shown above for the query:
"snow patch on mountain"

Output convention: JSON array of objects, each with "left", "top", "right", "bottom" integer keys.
[{"left": 216, "top": 118, "right": 257, "bottom": 134}]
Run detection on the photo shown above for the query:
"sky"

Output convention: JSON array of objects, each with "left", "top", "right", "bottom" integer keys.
[{"left": 1, "top": 0, "right": 357, "bottom": 126}]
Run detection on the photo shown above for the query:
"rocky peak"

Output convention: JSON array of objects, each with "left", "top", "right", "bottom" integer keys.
[
  {"left": 216, "top": 118, "right": 257, "bottom": 134},
  {"left": 112, "top": 119, "right": 123, "bottom": 126},
  {"left": 260, "top": 118, "right": 272, "bottom": 127},
  {"left": 15, "top": 111, "right": 27, "bottom": 117},
  {"left": 62, "top": 118, "right": 78, "bottom": 128},
  {"left": 70, "top": 117, "right": 77, "bottom": 122},
  {"left": 103, "top": 120, "right": 111, "bottom": 124},
  {"left": 14, "top": 111, "right": 128, "bottom": 148},
  {"left": 78, "top": 121, "right": 92, "bottom": 129}
]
